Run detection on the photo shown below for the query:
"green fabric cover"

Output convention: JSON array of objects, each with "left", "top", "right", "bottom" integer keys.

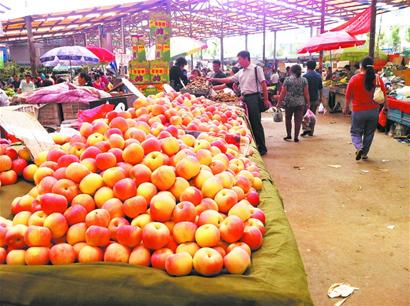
[{"left": 0, "top": 153, "right": 312, "bottom": 306}]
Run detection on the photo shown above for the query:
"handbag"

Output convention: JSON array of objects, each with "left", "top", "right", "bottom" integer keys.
[
  {"left": 273, "top": 108, "right": 283, "bottom": 122},
  {"left": 255, "top": 67, "right": 269, "bottom": 112},
  {"left": 373, "top": 76, "right": 385, "bottom": 104}
]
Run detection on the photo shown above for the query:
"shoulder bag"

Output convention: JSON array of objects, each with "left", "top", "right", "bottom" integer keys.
[
  {"left": 373, "top": 76, "right": 385, "bottom": 104},
  {"left": 255, "top": 67, "right": 269, "bottom": 112}
]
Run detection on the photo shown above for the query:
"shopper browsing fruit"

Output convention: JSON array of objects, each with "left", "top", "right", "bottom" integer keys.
[
  {"left": 18, "top": 73, "right": 36, "bottom": 94},
  {"left": 210, "top": 59, "right": 226, "bottom": 86},
  {"left": 169, "top": 57, "right": 189, "bottom": 91},
  {"left": 209, "top": 50, "right": 269, "bottom": 156},
  {"left": 275, "top": 64, "right": 310, "bottom": 143}
]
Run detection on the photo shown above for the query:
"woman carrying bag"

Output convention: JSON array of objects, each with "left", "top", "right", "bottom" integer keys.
[
  {"left": 344, "top": 56, "right": 387, "bottom": 161},
  {"left": 276, "top": 65, "right": 310, "bottom": 142}
]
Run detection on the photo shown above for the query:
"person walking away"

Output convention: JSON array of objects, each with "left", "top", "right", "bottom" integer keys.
[
  {"left": 169, "top": 57, "right": 189, "bottom": 91},
  {"left": 270, "top": 68, "right": 279, "bottom": 93},
  {"left": 276, "top": 65, "right": 310, "bottom": 142},
  {"left": 344, "top": 56, "right": 387, "bottom": 160},
  {"left": 209, "top": 51, "right": 269, "bottom": 156},
  {"left": 302, "top": 60, "right": 323, "bottom": 136},
  {"left": 210, "top": 60, "right": 226, "bottom": 86},
  {"left": 18, "top": 73, "right": 36, "bottom": 94}
]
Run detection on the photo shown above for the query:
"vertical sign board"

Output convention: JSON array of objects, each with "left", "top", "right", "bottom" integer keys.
[{"left": 149, "top": 11, "right": 171, "bottom": 83}]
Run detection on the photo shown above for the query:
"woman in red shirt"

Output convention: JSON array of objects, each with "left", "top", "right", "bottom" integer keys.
[
  {"left": 344, "top": 56, "right": 387, "bottom": 160},
  {"left": 92, "top": 74, "right": 105, "bottom": 91}
]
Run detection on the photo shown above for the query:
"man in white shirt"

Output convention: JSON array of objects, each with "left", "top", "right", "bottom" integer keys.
[
  {"left": 18, "top": 73, "right": 36, "bottom": 94},
  {"left": 209, "top": 51, "right": 269, "bottom": 156}
]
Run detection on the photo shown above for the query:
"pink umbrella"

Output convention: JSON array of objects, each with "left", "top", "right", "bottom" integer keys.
[
  {"left": 86, "top": 46, "right": 115, "bottom": 63},
  {"left": 297, "top": 31, "right": 365, "bottom": 54}
]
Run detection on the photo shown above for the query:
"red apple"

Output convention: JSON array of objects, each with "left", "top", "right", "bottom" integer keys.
[
  {"left": 12, "top": 158, "right": 28, "bottom": 176},
  {"left": 49, "top": 243, "right": 76, "bottom": 264},
  {"left": 142, "top": 222, "right": 170, "bottom": 250},
  {"left": 39, "top": 193, "right": 68, "bottom": 215},
  {"left": 192, "top": 247, "right": 223, "bottom": 276}
]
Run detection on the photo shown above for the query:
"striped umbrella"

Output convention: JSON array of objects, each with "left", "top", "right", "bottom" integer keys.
[{"left": 40, "top": 46, "right": 99, "bottom": 67}]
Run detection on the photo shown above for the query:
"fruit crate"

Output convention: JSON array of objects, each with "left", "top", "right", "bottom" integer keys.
[
  {"left": 37, "top": 103, "right": 63, "bottom": 128},
  {"left": 61, "top": 102, "right": 90, "bottom": 121}
]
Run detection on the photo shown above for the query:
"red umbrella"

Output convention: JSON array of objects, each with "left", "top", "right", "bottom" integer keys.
[
  {"left": 297, "top": 31, "right": 365, "bottom": 54},
  {"left": 86, "top": 46, "right": 115, "bottom": 62}
]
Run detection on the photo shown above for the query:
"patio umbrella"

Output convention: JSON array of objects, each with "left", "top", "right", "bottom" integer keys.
[
  {"left": 297, "top": 31, "right": 365, "bottom": 54},
  {"left": 86, "top": 46, "right": 116, "bottom": 63},
  {"left": 171, "top": 36, "right": 207, "bottom": 59},
  {"left": 40, "top": 46, "right": 99, "bottom": 67}
]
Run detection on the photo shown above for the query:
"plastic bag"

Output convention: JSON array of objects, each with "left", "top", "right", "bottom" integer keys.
[
  {"left": 78, "top": 103, "right": 115, "bottom": 123},
  {"left": 273, "top": 108, "right": 283, "bottom": 122},
  {"left": 378, "top": 108, "right": 387, "bottom": 127},
  {"left": 302, "top": 109, "right": 316, "bottom": 132},
  {"left": 318, "top": 103, "right": 325, "bottom": 114}
]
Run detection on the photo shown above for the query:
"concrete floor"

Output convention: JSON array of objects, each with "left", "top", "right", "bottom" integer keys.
[{"left": 261, "top": 112, "right": 410, "bottom": 306}]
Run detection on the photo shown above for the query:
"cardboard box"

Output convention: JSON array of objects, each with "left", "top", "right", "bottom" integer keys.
[
  {"left": 62, "top": 103, "right": 89, "bottom": 121},
  {"left": 37, "top": 103, "right": 63, "bottom": 127},
  {"left": 0, "top": 108, "right": 55, "bottom": 159}
]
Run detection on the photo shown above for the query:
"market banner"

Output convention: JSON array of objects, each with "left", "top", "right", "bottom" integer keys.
[{"left": 329, "top": 7, "right": 371, "bottom": 36}]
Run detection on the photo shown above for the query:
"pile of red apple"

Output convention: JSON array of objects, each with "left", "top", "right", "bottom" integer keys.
[
  {"left": 0, "top": 92, "right": 267, "bottom": 277},
  {"left": 0, "top": 142, "right": 32, "bottom": 187}
]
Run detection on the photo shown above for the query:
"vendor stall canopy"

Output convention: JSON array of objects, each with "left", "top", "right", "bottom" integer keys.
[{"left": 0, "top": 0, "right": 408, "bottom": 43}]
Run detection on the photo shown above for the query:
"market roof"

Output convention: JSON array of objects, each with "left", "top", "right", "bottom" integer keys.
[{"left": 0, "top": 0, "right": 408, "bottom": 42}]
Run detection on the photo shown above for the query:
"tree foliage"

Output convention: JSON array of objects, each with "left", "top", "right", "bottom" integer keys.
[{"left": 391, "top": 25, "right": 400, "bottom": 52}]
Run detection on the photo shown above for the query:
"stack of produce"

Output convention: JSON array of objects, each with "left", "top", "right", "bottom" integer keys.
[
  {"left": 182, "top": 77, "right": 210, "bottom": 97},
  {"left": 0, "top": 92, "right": 266, "bottom": 277},
  {"left": 213, "top": 90, "right": 240, "bottom": 104},
  {"left": 0, "top": 142, "right": 32, "bottom": 187}
]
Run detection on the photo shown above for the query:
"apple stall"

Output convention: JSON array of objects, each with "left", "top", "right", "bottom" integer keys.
[{"left": 0, "top": 91, "right": 312, "bottom": 306}]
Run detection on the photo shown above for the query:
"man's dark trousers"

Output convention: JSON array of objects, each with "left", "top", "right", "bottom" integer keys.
[{"left": 243, "top": 94, "right": 267, "bottom": 154}]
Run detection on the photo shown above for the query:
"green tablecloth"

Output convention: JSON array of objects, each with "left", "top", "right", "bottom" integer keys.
[{"left": 0, "top": 153, "right": 312, "bottom": 306}]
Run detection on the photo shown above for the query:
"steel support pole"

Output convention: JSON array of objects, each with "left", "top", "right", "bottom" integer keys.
[
  {"left": 273, "top": 31, "right": 277, "bottom": 68},
  {"left": 318, "top": 0, "right": 325, "bottom": 73},
  {"left": 120, "top": 17, "right": 126, "bottom": 54},
  {"left": 220, "top": 35, "right": 224, "bottom": 66},
  {"left": 25, "top": 16, "right": 37, "bottom": 76},
  {"left": 83, "top": 32, "right": 87, "bottom": 46},
  {"left": 189, "top": 4, "right": 193, "bottom": 69},
  {"left": 369, "top": 0, "right": 377, "bottom": 58},
  {"left": 98, "top": 25, "right": 103, "bottom": 48},
  {"left": 262, "top": 0, "right": 266, "bottom": 62},
  {"left": 245, "top": 34, "right": 248, "bottom": 51},
  {"left": 220, "top": 21, "right": 224, "bottom": 66}
]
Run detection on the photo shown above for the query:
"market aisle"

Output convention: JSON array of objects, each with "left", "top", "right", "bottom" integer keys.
[{"left": 261, "top": 112, "right": 410, "bottom": 306}]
